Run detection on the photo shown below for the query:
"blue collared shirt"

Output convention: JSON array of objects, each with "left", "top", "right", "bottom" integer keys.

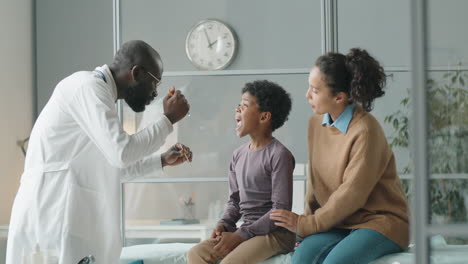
[{"left": 322, "top": 104, "right": 356, "bottom": 134}]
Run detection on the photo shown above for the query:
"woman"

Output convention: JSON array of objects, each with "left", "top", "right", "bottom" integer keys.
[{"left": 270, "top": 48, "right": 409, "bottom": 264}]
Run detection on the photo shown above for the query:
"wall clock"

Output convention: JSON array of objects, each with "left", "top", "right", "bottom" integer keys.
[{"left": 185, "top": 19, "right": 238, "bottom": 70}]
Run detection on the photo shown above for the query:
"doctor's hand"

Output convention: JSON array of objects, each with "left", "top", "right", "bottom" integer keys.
[
  {"left": 270, "top": 209, "right": 299, "bottom": 233},
  {"left": 161, "top": 143, "right": 192, "bottom": 167},
  {"left": 212, "top": 232, "right": 244, "bottom": 258},
  {"left": 163, "top": 86, "right": 190, "bottom": 124}
]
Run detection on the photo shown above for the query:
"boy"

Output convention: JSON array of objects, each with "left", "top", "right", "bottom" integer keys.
[{"left": 188, "top": 80, "right": 296, "bottom": 264}]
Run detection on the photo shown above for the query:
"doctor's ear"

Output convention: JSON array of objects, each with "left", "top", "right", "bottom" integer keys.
[{"left": 130, "top": 65, "right": 143, "bottom": 81}]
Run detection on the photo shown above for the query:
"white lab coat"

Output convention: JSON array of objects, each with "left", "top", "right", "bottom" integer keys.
[{"left": 6, "top": 65, "right": 173, "bottom": 263}]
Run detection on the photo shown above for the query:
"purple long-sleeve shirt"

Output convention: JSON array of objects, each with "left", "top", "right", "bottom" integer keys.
[{"left": 218, "top": 138, "right": 295, "bottom": 240}]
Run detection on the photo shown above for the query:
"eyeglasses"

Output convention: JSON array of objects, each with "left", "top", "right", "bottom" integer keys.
[{"left": 146, "top": 71, "right": 162, "bottom": 89}]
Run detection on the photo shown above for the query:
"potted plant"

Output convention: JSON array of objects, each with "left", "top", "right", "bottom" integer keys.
[{"left": 384, "top": 65, "right": 468, "bottom": 226}]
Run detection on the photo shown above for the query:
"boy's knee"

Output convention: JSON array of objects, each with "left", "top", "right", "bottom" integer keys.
[
  {"left": 187, "top": 246, "right": 197, "bottom": 261},
  {"left": 187, "top": 244, "right": 205, "bottom": 262},
  {"left": 187, "top": 241, "right": 220, "bottom": 264}
]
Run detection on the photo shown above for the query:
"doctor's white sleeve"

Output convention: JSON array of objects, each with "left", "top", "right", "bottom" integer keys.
[
  {"left": 120, "top": 152, "right": 165, "bottom": 181},
  {"left": 65, "top": 79, "right": 173, "bottom": 170}
]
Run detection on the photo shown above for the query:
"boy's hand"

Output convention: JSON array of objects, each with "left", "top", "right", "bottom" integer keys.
[
  {"left": 210, "top": 224, "right": 225, "bottom": 239},
  {"left": 161, "top": 143, "right": 192, "bottom": 167},
  {"left": 213, "top": 232, "right": 244, "bottom": 257},
  {"left": 270, "top": 209, "right": 299, "bottom": 233}
]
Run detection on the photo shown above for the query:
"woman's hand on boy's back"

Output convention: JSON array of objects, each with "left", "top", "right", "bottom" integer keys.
[{"left": 270, "top": 209, "right": 299, "bottom": 233}]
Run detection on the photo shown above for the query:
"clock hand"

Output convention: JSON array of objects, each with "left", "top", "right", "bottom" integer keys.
[
  {"left": 208, "top": 39, "right": 218, "bottom": 49},
  {"left": 203, "top": 28, "right": 213, "bottom": 48}
]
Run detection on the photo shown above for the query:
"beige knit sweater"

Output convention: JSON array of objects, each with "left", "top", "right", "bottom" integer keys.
[{"left": 297, "top": 105, "right": 409, "bottom": 249}]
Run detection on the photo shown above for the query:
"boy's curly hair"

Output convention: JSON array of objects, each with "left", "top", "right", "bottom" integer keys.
[{"left": 241, "top": 80, "right": 292, "bottom": 131}]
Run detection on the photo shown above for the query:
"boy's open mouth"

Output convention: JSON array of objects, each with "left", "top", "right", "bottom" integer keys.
[{"left": 236, "top": 119, "right": 242, "bottom": 130}]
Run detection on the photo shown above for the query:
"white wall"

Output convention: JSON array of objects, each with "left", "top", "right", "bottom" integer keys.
[
  {"left": 36, "top": 0, "right": 113, "bottom": 113},
  {"left": 0, "top": 0, "right": 34, "bottom": 248},
  {"left": 0, "top": 0, "right": 33, "bottom": 261}
]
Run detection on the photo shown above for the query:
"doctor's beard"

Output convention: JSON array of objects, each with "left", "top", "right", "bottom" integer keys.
[{"left": 124, "top": 82, "right": 149, "bottom": 113}]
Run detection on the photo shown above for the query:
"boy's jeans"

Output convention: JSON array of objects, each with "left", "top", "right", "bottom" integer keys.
[{"left": 188, "top": 229, "right": 295, "bottom": 264}]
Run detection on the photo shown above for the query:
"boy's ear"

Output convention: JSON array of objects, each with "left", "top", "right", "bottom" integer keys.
[{"left": 260, "top": 112, "right": 271, "bottom": 122}]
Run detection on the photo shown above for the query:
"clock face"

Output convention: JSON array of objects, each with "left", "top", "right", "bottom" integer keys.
[{"left": 185, "top": 19, "right": 237, "bottom": 70}]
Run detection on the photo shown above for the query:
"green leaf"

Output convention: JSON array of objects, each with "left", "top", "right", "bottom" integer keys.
[
  {"left": 393, "top": 118, "right": 399, "bottom": 129},
  {"left": 452, "top": 75, "right": 457, "bottom": 84},
  {"left": 402, "top": 98, "right": 409, "bottom": 106},
  {"left": 384, "top": 116, "right": 392, "bottom": 123},
  {"left": 427, "top": 79, "right": 435, "bottom": 86},
  {"left": 460, "top": 77, "right": 465, "bottom": 86}
]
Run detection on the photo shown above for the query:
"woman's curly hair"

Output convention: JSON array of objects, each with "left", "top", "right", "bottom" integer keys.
[
  {"left": 315, "top": 48, "right": 387, "bottom": 112},
  {"left": 242, "top": 80, "right": 292, "bottom": 131}
]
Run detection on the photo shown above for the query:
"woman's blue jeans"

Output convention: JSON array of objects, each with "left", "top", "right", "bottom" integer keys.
[{"left": 292, "top": 228, "right": 402, "bottom": 264}]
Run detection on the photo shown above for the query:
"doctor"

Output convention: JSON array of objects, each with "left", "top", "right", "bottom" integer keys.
[{"left": 6, "top": 40, "right": 192, "bottom": 263}]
